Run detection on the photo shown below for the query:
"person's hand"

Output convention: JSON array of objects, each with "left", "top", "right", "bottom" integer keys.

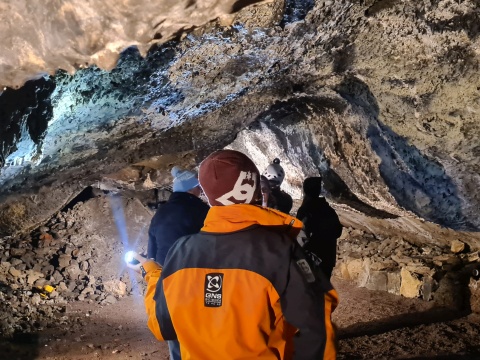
[{"left": 126, "top": 252, "right": 147, "bottom": 274}]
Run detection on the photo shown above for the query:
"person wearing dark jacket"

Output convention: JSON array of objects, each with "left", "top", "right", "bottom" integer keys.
[
  {"left": 147, "top": 165, "right": 209, "bottom": 359},
  {"left": 147, "top": 166, "right": 209, "bottom": 265},
  {"left": 296, "top": 177, "right": 343, "bottom": 279},
  {"left": 262, "top": 158, "right": 293, "bottom": 214},
  {"left": 129, "top": 150, "right": 338, "bottom": 360}
]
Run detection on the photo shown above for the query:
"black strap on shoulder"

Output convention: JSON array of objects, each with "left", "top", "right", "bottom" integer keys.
[
  {"left": 154, "top": 280, "right": 177, "bottom": 340},
  {"left": 292, "top": 242, "right": 334, "bottom": 293}
]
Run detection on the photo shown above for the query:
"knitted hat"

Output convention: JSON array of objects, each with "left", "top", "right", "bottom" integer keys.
[
  {"left": 263, "top": 158, "right": 285, "bottom": 187},
  {"left": 199, "top": 150, "right": 261, "bottom": 206},
  {"left": 171, "top": 166, "right": 199, "bottom": 192},
  {"left": 303, "top": 177, "right": 322, "bottom": 198}
]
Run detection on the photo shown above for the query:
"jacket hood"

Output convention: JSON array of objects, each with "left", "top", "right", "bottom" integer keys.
[{"left": 202, "top": 204, "right": 303, "bottom": 240}]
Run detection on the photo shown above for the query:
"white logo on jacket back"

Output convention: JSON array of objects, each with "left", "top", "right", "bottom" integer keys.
[
  {"left": 204, "top": 273, "right": 224, "bottom": 307},
  {"left": 216, "top": 171, "right": 257, "bottom": 205},
  {"left": 206, "top": 275, "right": 222, "bottom": 293}
]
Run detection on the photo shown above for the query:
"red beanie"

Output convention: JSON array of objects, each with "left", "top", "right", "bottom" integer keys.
[{"left": 199, "top": 150, "right": 261, "bottom": 206}]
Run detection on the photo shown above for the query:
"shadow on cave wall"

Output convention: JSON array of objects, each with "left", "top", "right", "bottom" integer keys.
[{"left": 335, "top": 76, "right": 475, "bottom": 231}]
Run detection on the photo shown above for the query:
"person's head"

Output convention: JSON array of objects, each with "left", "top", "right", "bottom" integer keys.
[
  {"left": 198, "top": 150, "right": 262, "bottom": 206},
  {"left": 171, "top": 166, "right": 200, "bottom": 195},
  {"left": 303, "top": 177, "right": 322, "bottom": 198},
  {"left": 262, "top": 158, "right": 285, "bottom": 189}
]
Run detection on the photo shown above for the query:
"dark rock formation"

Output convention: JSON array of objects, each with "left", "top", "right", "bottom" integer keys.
[{"left": 0, "top": 0, "right": 479, "bottom": 254}]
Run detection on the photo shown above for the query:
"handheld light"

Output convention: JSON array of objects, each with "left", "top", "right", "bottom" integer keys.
[{"left": 124, "top": 251, "right": 140, "bottom": 265}]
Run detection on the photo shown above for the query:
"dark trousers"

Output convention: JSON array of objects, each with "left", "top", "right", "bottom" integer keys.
[{"left": 168, "top": 340, "right": 181, "bottom": 360}]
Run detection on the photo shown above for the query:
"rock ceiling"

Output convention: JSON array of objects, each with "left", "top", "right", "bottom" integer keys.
[
  {"left": 0, "top": 0, "right": 479, "bottom": 250},
  {"left": 0, "top": 0, "right": 265, "bottom": 89}
]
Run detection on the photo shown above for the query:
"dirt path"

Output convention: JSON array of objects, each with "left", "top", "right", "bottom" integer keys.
[
  {"left": 3, "top": 278, "right": 479, "bottom": 360},
  {"left": 332, "top": 279, "right": 480, "bottom": 359},
  {"left": 2, "top": 293, "right": 170, "bottom": 360}
]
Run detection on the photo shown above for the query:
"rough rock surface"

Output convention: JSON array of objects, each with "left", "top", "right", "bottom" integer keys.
[
  {"left": 1, "top": 1, "right": 480, "bottom": 356},
  {"left": 0, "top": 0, "right": 266, "bottom": 89},
  {"left": 2, "top": 258, "right": 480, "bottom": 359},
  {"left": 0, "top": 192, "right": 479, "bottom": 360},
  {"left": 335, "top": 218, "right": 479, "bottom": 308},
  {"left": 1, "top": 0, "right": 479, "bottom": 245},
  {"left": 0, "top": 193, "right": 152, "bottom": 337},
  {"left": 2, "top": 193, "right": 479, "bottom": 339},
  {"left": 0, "top": 2, "right": 480, "bottom": 344}
]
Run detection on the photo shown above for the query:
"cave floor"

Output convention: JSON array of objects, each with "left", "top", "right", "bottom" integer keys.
[{"left": 1, "top": 278, "right": 479, "bottom": 360}]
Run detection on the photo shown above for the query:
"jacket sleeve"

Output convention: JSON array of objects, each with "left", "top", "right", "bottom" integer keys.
[
  {"left": 296, "top": 207, "right": 305, "bottom": 222},
  {"left": 147, "top": 226, "right": 157, "bottom": 260},
  {"left": 279, "top": 249, "right": 339, "bottom": 360},
  {"left": 279, "top": 191, "right": 293, "bottom": 214},
  {"left": 143, "top": 261, "right": 166, "bottom": 341},
  {"left": 285, "top": 193, "right": 293, "bottom": 214}
]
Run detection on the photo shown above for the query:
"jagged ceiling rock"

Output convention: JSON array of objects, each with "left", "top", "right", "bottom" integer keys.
[
  {"left": 227, "top": 93, "right": 405, "bottom": 218},
  {"left": 0, "top": 0, "right": 479, "bottom": 250},
  {"left": 0, "top": 0, "right": 267, "bottom": 89},
  {"left": 99, "top": 151, "right": 198, "bottom": 191}
]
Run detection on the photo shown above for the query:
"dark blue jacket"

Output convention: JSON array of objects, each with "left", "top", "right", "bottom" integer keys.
[{"left": 147, "top": 192, "right": 209, "bottom": 265}]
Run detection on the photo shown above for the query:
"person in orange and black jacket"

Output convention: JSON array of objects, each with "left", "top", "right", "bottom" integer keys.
[{"left": 128, "top": 150, "right": 339, "bottom": 360}]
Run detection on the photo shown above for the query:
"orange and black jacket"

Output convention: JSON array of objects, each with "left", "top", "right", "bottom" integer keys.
[{"left": 142, "top": 204, "right": 338, "bottom": 359}]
